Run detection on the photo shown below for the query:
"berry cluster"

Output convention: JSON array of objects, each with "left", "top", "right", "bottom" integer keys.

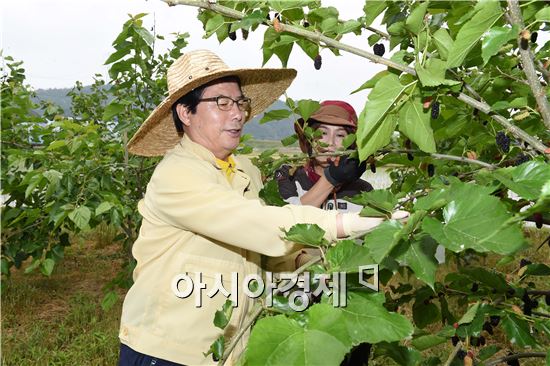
[
  {"left": 373, "top": 43, "right": 385, "bottom": 56},
  {"left": 431, "top": 102, "right": 440, "bottom": 119},
  {"left": 314, "top": 54, "right": 322, "bottom": 70},
  {"left": 495, "top": 131, "right": 510, "bottom": 153}
]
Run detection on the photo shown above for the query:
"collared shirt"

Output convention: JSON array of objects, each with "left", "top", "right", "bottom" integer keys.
[{"left": 119, "top": 134, "right": 339, "bottom": 365}]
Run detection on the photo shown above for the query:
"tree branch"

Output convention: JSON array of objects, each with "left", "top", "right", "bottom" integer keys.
[
  {"left": 442, "top": 341, "right": 463, "bottom": 366},
  {"left": 163, "top": 0, "right": 550, "bottom": 158},
  {"left": 485, "top": 352, "right": 547, "bottom": 366},
  {"left": 507, "top": 0, "right": 550, "bottom": 130}
]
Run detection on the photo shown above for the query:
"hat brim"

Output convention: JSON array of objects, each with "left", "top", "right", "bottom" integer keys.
[{"left": 128, "top": 67, "right": 297, "bottom": 156}]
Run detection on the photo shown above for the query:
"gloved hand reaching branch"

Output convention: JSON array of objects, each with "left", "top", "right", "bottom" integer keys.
[{"left": 323, "top": 155, "right": 367, "bottom": 186}]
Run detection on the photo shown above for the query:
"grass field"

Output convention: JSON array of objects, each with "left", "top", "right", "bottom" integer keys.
[{"left": 2, "top": 221, "right": 549, "bottom": 365}]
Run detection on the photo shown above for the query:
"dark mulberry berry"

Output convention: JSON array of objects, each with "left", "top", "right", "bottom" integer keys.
[
  {"left": 370, "top": 162, "right": 376, "bottom": 173},
  {"left": 520, "top": 258, "right": 532, "bottom": 268},
  {"left": 431, "top": 102, "right": 440, "bottom": 119},
  {"left": 483, "top": 321, "right": 494, "bottom": 335},
  {"left": 533, "top": 212, "right": 543, "bottom": 229},
  {"left": 496, "top": 131, "right": 510, "bottom": 153},
  {"left": 266, "top": 13, "right": 271, "bottom": 21},
  {"left": 471, "top": 337, "right": 480, "bottom": 347},
  {"left": 471, "top": 282, "right": 479, "bottom": 292},
  {"left": 506, "top": 353, "right": 520, "bottom": 366},
  {"left": 303, "top": 20, "right": 310, "bottom": 28},
  {"left": 427, "top": 164, "right": 435, "bottom": 177},
  {"left": 490, "top": 315, "right": 501, "bottom": 326},
  {"left": 241, "top": 29, "right": 249, "bottom": 40},
  {"left": 531, "top": 31, "right": 538, "bottom": 43},
  {"left": 228, "top": 25, "right": 237, "bottom": 41},
  {"left": 373, "top": 43, "right": 385, "bottom": 56},
  {"left": 314, "top": 54, "right": 322, "bottom": 70},
  {"left": 479, "top": 335, "right": 486, "bottom": 346},
  {"left": 545, "top": 294, "right": 550, "bottom": 306},
  {"left": 407, "top": 153, "right": 414, "bottom": 161},
  {"left": 514, "top": 154, "right": 530, "bottom": 166},
  {"left": 457, "top": 349, "right": 467, "bottom": 360},
  {"left": 451, "top": 335, "right": 459, "bottom": 346},
  {"left": 274, "top": 12, "right": 281, "bottom": 21}
]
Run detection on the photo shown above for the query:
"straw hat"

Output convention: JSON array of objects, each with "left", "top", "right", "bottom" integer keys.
[
  {"left": 128, "top": 49, "right": 297, "bottom": 156},
  {"left": 295, "top": 100, "right": 358, "bottom": 154}
]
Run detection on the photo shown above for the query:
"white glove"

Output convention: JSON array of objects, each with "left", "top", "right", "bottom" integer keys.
[{"left": 341, "top": 210, "right": 410, "bottom": 237}]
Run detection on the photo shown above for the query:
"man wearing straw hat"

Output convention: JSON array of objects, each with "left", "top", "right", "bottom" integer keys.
[{"left": 118, "top": 49, "right": 408, "bottom": 365}]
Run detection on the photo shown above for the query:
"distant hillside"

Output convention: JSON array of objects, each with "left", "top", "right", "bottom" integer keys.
[{"left": 34, "top": 87, "right": 295, "bottom": 141}]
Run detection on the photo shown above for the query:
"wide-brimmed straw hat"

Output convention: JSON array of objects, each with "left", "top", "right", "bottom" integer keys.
[
  {"left": 128, "top": 49, "right": 297, "bottom": 156},
  {"left": 295, "top": 100, "right": 358, "bottom": 154}
]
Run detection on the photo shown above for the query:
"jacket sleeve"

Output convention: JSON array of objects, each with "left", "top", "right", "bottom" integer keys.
[{"left": 141, "top": 157, "right": 338, "bottom": 258}]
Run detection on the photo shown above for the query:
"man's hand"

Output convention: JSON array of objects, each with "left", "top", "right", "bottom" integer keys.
[{"left": 323, "top": 155, "right": 367, "bottom": 186}]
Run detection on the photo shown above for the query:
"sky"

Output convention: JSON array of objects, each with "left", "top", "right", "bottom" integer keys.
[{"left": 1, "top": 0, "right": 383, "bottom": 112}]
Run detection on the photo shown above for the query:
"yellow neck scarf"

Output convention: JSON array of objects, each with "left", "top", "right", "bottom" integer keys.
[{"left": 216, "top": 156, "right": 237, "bottom": 183}]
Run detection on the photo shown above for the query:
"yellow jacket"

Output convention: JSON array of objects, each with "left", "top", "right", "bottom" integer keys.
[{"left": 119, "top": 135, "right": 338, "bottom": 365}]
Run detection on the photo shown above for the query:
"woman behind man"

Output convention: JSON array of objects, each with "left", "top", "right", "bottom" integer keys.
[{"left": 277, "top": 100, "right": 372, "bottom": 212}]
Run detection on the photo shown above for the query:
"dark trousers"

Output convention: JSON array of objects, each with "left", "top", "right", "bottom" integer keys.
[{"left": 118, "top": 343, "right": 185, "bottom": 366}]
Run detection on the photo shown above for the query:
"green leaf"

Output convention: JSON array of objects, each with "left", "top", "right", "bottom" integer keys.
[
  {"left": 204, "top": 14, "right": 224, "bottom": 38},
  {"left": 478, "top": 345, "right": 500, "bottom": 361},
  {"left": 259, "top": 109, "right": 293, "bottom": 124},
  {"left": 246, "top": 312, "right": 350, "bottom": 366},
  {"left": 458, "top": 302, "right": 480, "bottom": 325},
  {"left": 482, "top": 26, "right": 517, "bottom": 65},
  {"left": 259, "top": 179, "right": 286, "bottom": 207},
  {"left": 342, "top": 292, "right": 414, "bottom": 343},
  {"left": 102, "top": 102, "right": 125, "bottom": 121},
  {"left": 337, "top": 20, "right": 361, "bottom": 35},
  {"left": 363, "top": 1, "right": 387, "bottom": 27},
  {"left": 363, "top": 220, "right": 403, "bottom": 263},
  {"left": 414, "top": 188, "right": 449, "bottom": 211},
  {"left": 351, "top": 70, "right": 391, "bottom": 94},
  {"left": 101, "top": 290, "right": 119, "bottom": 311},
  {"left": 281, "top": 134, "right": 298, "bottom": 147},
  {"left": 415, "top": 58, "right": 461, "bottom": 87},
  {"left": 399, "top": 235, "right": 438, "bottom": 289},
  {"left": 398, "top": 98, "right": 436, "bottom": 153},
  {"left": 357, "top": 74, "right": 409, "bottom": 160},
  {"left": 283, "top": 224, "right": 327, "bottom": 247},
  {"left": 214, "top": 299, "right": 234, "bottom": 329},
  {"left": 523, "top": 263, "right": 550, "bottom": 276},
  {"left": 297, "top": 39, "right": 319, "bottom": 60},
  {"left": 134, "top": 26, "right": 154, "bottom": 47},
  {"left": 447, "top": 1, "right": 502, "bottom": 68},
  {"left": 47, "top": 140, "right": 67, "bottom": 151},
  {"left": 68, "top": 206, "right": 92, "bottom": 231},
  {"left": 491, "top": 160, "right": 550, "bottom": 200},
  {"left": 95, "top": 202, "right": 113, "bottom": 216},
  {"left": 413, "top": 300, "right": 440, "bottom": 328},
  {"left": 40, "top": 258, "right": 55, "bottom": 276},
  {"left": 358, "top": 114, "right": 398, "bottom": 162},
  {"left": 326, "top": 240, "right": 375, "bottom": 273},
  {"left": 422, "top": 182, "right": 526, "bottom": 255},
  {"left": 535, "top": 7, "right": 550, "bottom": 22},
  {"left": 461, "top": 267, "right": 509, "bottom": 292},
  {"left": 374, "top": 342, "right": 421, "bottom": 366},
  {"left": 433, "top": 28, "right": 453, "bottom": 60},
  {"left": 205, "top": 335, "right": 224, "bottom": 362},
  {"left": 297, "top": 99, "right": 320, "bottom": 122},
  {"left": 25, "top": 173, "right": 44, "bottom": 199},
  {"left": 501, "top": 314, "right": 537, "bottom": 348},
  {"left": 411, "top": 334, "right": 447, "bottom": 351},
  {"left": 349, "top": 189, "right": 397, "bottom": 216},
  {"left": 405, "top": 2, "right": 428, "bottom": 35}
]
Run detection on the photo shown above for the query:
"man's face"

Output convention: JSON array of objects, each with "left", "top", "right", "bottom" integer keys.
[
  {"left": 314, "top": 124, "right": 349, "bottom": 167},
  {"left": 180, "top": 80, "right": 245, "bottom": 160}
]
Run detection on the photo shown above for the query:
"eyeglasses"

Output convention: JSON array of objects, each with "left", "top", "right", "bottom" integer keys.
[{"left": 198, "top": 96, "right": 251, "bottom": 112}]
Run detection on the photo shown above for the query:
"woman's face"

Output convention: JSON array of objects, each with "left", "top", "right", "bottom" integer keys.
[{"left": 313, "top": 124, "right": 349, "bottom": 167}]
